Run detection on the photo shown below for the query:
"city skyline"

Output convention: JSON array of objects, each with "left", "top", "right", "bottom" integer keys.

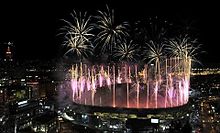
[
  {"left": 0, "top": 1, "right": 219, "bottom": 64},
  {"left": 1, "top": 1, "right": 220, "bottom": 132}
]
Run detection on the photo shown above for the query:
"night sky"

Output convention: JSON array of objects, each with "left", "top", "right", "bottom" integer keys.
[{"left": 0, "top": 1, "right": 219, "bottom": 65}]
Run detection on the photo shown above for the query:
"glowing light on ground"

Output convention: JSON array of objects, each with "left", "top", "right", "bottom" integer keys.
[{"left": 67, "top": 57, "right": 191, "bottom": 109}]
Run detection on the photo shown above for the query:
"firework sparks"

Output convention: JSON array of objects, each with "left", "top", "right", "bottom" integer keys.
[
  {"left": 166, "top": 34, "right": 202, "bottom": 62},
  {"left": 94, "top": 5, "right": 130, "bottom": 54},
  {"left": 62, "top": 34, "right": 93, "bottom": 59},
  {"left": 60, "top": 10, "right": 95, "bottom": 60},
  {"left": 60, "top": 10, "right": 94, "bottom": 43},
  {"left": 57, "top": 9, "right": 200, "bottom": 109},
  {"left": 113, "top": 40, "right": 139, "bottom": 62},
  {"left": 143, "top": 40, "right": 165, "bottom": 65}
]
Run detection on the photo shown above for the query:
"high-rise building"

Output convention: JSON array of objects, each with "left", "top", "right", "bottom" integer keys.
[{"left": 4, "top": 43, "right": 13, "bottom": 62}]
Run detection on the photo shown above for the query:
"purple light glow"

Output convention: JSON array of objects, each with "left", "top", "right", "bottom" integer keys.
[{"left": 67, "top": 58, "right": 191, "bottom": 109}]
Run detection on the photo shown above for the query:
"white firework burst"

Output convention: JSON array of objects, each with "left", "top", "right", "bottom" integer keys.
[
  {"left": 166, "top": 34, "right": 202, "bottom": 62},
  {"left": 94, "top": 5, "right": 130, "bottom": 54},
  {"left": 62, "top": 34, "right": 93, "bottom": 60},
  {"left": 113, "top": 40, "right": 139, "bottom": 62},
  {"left": 60, "top": 10, "right": 94, "bottom": 44},
  {"left": 143, "top": 40, "right": 165, "bottom": 77},
  {"left": 143, "top": 40, "right": 165, "bottom": 64}
]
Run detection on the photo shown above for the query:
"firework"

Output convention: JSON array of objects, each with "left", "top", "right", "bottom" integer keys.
[
  {"left": 57, "top": 9, "right": 200, "bottom": 110},
  {"left": 166, "top": 34, "right": 202, "bottom": 63},
  {"left": 59, "top": 10, "right": 95, "bottom": 60},
  {"left": 60, "top": 10, "right": 94, "bottom": 43},
  {"left": 67, "top": 61, "right": 191, "bottom": 108},
  {"left": 94, "top": 5, "right": 130, "bottom": 54},
  {"left": 143, "top": 41, "right": 165, "bottom": 65},
  {"left": 62, "top": 34, "right": 93, "bottom": 60},
  {"left": 113, "top": 40, "right": 139, "bottom": 62}
]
